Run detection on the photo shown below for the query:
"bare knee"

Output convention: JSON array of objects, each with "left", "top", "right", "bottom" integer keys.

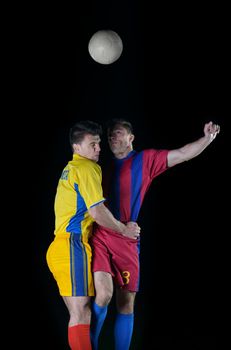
[
  {"left": 116, "top": 290, "right": 136, "bottom": 314},
  {"left": 96, "top": 287, "right": 113, "bottom": 306},
  {"left": 94, "top": 271, "right": 113, "bottom": 307},
  {"left": 63, "top": 296, "right": 91, "bottom": 326}
]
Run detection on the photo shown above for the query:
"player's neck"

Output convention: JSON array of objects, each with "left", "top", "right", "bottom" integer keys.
[{"left": 114, "top": 146, "right": 133, "bottom": 159}]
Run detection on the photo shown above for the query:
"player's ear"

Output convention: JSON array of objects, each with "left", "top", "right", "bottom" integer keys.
[
  {"left": 129, "top": 134, "right": 135, "bottom": 143},
  {"left": 73, "top": 143, "right": 81, "bottom": 153}
]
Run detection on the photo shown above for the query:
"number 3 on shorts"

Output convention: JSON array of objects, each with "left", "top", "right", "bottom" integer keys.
[{"left": 122, "top": 271, "right": 130, "bottom": 284}]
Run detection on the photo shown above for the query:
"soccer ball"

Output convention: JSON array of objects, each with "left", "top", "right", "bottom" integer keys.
[{"left": 88, "top": 30, "right": 123, "bottom": 65}]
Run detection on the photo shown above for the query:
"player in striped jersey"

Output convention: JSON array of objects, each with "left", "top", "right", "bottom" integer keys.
[{"left": 90, "top": 118, "right": 220, "bottom": 350}]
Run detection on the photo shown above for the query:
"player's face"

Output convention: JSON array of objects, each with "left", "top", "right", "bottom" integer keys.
[
  {"left": 74, "top": 134, "right": 101, "bottom": 162},
  {"left": 108, "top": 126, "right": 133, "bottom": 155}
]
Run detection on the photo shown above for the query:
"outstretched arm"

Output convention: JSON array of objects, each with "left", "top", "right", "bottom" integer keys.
[{"left": 167, "top": 121, "right": 220, "bottom": 167}]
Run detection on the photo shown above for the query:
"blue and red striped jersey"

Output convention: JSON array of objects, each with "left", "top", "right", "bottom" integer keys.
[{"left": 103, "top": 149, "right": 169, "bottom": 222}]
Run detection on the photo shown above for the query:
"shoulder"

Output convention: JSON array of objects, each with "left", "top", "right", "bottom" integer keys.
[
  {"left": 140, "top": 149, "right": 169, "bottom": 165},
  {"left": 143, "top": 148, "right": 168, "bottom": 156},
  {"left": 134, "top": 149, "right": 160, "bottom": 157},
  {"left": 69, "top": 158, "right": 102, "bottom": 174}
]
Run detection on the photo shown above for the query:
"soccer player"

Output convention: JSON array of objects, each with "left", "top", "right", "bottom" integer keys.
[
  {"left": 46, "top": 120, "right": 140, "bottom": 350},
  {"left": 90, "top": 118, "right": 220, "bottom": 350}
]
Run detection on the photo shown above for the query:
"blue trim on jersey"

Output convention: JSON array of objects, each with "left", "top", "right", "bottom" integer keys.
[
  {"left": 67, "top": 183, "right": 87, "bottom": 233},
  {"left": 90, "top": 199, "right": 105, "bottom": 208},
  {"left": 131, "top": 151, "right": 143, "bottom": 221}
]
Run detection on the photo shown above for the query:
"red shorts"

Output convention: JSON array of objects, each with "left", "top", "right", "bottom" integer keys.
[{"left": 90, "top": 225, "right": 140, "bottom": 292}]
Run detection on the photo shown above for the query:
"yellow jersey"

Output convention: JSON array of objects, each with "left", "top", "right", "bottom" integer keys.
[{"left": 54, "top": 153, "right": 105, "bottom": 240}]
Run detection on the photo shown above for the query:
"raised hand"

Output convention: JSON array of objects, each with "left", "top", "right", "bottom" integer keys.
[{"left": 204, "top": 121, "right": 220, "bottom": 141}]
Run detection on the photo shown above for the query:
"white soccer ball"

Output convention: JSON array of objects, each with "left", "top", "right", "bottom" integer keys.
[{"left": 88, "top": 30, "right": 123, "bottom": 65}]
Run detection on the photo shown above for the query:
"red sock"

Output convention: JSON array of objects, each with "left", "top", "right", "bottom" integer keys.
[{"left": 68, "top": 324, "right": 92, "bottom": 350}]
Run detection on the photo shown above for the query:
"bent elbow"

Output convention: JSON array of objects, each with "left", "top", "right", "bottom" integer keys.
[{"left": 88, "top": 203, "right": 104, "bottom": 221}]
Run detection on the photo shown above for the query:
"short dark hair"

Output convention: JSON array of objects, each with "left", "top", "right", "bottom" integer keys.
[
  {"left": 106, "top": 118, "right": 133, "bottom": 134},
  {"left": 69, "top": 120, "right": 102, "bottom": 146}
]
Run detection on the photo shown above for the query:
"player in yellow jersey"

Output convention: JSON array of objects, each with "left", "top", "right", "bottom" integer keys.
[{"left": 46, "top": 120, "right": 140, "bottom": 350}]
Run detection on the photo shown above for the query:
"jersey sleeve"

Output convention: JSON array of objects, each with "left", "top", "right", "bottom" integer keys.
[
  {"left": 145, "top": 149, "right": 169, "bottom": 180},
  {"left": 76, "top": 162, "right": 105, "bottom": 209}
]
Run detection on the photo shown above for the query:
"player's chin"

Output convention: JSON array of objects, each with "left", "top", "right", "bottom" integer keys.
[{"left": 109, "top": 144, "right": 117, "bottom": 152}]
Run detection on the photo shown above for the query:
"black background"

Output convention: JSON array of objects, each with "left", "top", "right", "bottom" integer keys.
[{"left": 8, "top": 1, "right": 228, "bottom": 349}]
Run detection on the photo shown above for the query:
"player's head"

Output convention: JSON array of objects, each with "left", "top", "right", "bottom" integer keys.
[
  {"left": 107, "top": 118, "right": 133, "bottom": 134},
  {"left": 69, "top": 120, "right": 102, "bottom": 162},
  {"left": 106, "top": 118, "right": 134, "bottom": 157}
]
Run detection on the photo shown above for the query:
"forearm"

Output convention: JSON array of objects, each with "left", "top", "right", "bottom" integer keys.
[
  {"left": 179, "top": 135, "right": 213, "bottom": 160},
  {"left": 89, "top": 203, "right": 126, "bottom": 234},
  {"left": 168, "top": 135, "right": 213, "bottom": 167}
]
